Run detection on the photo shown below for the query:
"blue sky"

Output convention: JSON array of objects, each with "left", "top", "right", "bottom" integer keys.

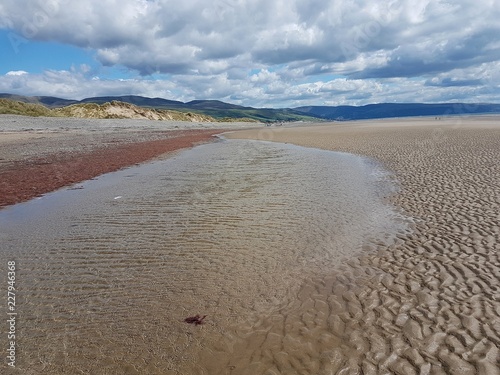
[
  {"left": 0, "top": 30, "right": 98, "bottom": 74},
  {"left": 1, "top": 0, "right": 499, "bottom": 107}
]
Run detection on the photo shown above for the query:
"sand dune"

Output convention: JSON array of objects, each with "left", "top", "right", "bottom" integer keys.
[{"left": 220, "top": 117, "right": 500, "bottom": 375}]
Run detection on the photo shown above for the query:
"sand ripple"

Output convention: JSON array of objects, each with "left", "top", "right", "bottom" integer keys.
[{"left": 224, "top": 118, "right": 500, "bottom": 375}]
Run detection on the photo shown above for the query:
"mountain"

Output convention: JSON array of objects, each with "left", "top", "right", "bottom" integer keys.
[
  {"left": 294, "top": 103, "right": 500, "bottom": 120},
  {"left": 2, "top": 93, "right": 500, "bottom": 121},
  {"left": 79, "top": 95, "right": 187, "bottom": 109},
  {"left": 0, "top": 93, "right": 76, "bottom": 108},
  {"left": 183, "top": 104, "right": 316, "bottom": 122},
  {"left": 186, "top": 100, "right": 253, "bottom": 110}
]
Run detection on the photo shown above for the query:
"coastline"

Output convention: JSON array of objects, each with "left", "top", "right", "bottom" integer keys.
[{"left": 222, "top": 117, "right": 500, "bottom": 374}]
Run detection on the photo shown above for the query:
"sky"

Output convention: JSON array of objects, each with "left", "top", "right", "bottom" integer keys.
[{"left": 0, "top": 0, "right": 499, "bottom": 108}]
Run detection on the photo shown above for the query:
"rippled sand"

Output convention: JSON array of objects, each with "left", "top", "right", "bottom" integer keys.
[
  {"left": 225, "top": 116, "right": 500, "bottom": 375},
  {"left": 0, "top": 138, "right": 407, "bottom": 374}
]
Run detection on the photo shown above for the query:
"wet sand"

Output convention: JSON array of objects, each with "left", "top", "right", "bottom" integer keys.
[
  {"left": 223, "top": 116, "right": 500, "bottom": 374},
  {"left": 0, "top": 115, "right": 256, "bottom": 207}
]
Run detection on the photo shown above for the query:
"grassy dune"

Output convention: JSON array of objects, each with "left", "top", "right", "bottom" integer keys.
[
  {"left": 0, "top": 98, "right": 218, "bottom": 122},
  {"left": 0, "top": 98, "right": 60, "bottom": 117}
]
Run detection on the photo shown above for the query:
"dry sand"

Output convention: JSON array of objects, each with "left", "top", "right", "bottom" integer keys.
[{"left": 219, "top": 116, "right": 500, "bottom": 375}]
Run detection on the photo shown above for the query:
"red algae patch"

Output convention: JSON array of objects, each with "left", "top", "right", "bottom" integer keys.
[{"left": 0, "top": 129, "right": 221, "bottom": 208}]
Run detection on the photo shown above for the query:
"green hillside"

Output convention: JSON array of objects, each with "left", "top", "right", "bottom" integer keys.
[{"left": 0, "top": 98, "right": 59, "bottom": 117}]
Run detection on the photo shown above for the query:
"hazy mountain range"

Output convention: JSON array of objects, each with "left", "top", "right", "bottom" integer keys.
[{"left": 1, "top": 93, "right": 500, "bottom": 122}]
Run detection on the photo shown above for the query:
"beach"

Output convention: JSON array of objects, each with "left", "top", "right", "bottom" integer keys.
[
  {"left": 224, "top": 116, "right": 500, "bottom": 374},
  {"left": 0, "top": 115, "right": 499, "bottom": 374}
]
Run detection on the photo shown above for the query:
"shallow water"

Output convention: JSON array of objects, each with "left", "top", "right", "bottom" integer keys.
[{"left": 0, "top": 139, "right": 409, "bottom": 374}]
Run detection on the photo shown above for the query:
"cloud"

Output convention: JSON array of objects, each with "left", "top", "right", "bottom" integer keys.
[
  {"left": 1, "top": 63, "right": 499, "bottom": 108},
  {"left": 0, "top": 0, "right": 499, "bottom": 105},
  {"left": 0, "top": 68, "right": 173, "bottom": 100},
  {"left": 6, "top": 70, "right": 28, "bottom": 76},
  {"left": 425, "top": 77, "right": 484, "bottom": 87}
]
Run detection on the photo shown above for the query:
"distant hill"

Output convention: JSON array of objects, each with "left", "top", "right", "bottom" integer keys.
[
  {"left": 0, "top": 93, "right": 76, "bottom": 108},
  {"left": 294, "top": 103, "right": 500, "bottom": 120},
  {"left": 186, "top": 100, "right": 253, "bottom": 110},
  {"left": 79, "top": 95, "right": 187, "bottom": 110},
  {"left": 2, "top": 93, "right": 500, "bottom": 121}
]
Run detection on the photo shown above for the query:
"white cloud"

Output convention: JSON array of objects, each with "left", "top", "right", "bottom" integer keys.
[
  {"left": 0, "top": 0, "right": 499, "bottom": 105},
  {"left": 1, "top": 64, "right": 499, "bottom": 108},
  {"left": 6, "top": 70, "right": 28, "bottom": 76}
]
